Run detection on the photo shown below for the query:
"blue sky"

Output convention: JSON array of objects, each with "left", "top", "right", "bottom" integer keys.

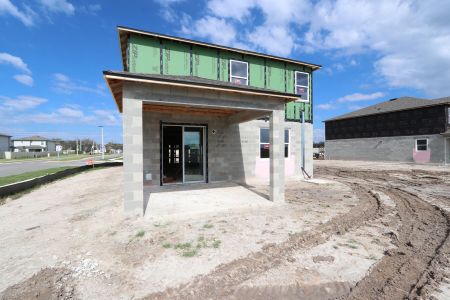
[{"left": 1, "top": 0, "right": 449, "bottom": 143}]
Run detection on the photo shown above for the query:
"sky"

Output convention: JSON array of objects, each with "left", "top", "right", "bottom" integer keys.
[{"left": 1, "top": 0, "right": 449, "bottom": 143}]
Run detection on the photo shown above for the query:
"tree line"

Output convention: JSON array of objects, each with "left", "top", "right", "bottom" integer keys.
[{"left": 56, "top": 139, "right": 122, "bottom": 152}]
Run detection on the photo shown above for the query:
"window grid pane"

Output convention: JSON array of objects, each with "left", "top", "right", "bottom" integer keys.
[
  {"left": 231, "top": 60, "right": 248, "bottom": 78},
  {"left": 296, "top": 72, "right": 308, "bottom": 86}
]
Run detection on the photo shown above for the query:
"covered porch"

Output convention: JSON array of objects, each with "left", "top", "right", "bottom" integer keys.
[{"left": 104, "top": 71, "right": 299, "bottom": 216}]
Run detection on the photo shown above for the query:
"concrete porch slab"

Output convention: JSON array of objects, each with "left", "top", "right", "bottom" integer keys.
[{"left": 144, "top": 182, "right": 274, "bottom": 221}]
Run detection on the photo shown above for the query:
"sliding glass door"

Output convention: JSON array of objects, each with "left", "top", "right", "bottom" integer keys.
[{"left": 162, "top": 124, "right": 206, "bottom": 184}]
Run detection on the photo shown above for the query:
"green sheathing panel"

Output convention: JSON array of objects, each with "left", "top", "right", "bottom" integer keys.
[
  {"left": 162, "top": 40, "right": 190, "bottom": 76},
  {"left": 129, "top": 34, "right": 160, "bottom": 74},
  {"left": 266, "top": 60, "right": 285, "bottom": 92},
  {"left": 128, "top": 35, "right": 315, "bottom": 122},
  {"left": 192, "top": 46, "right": 218, "bottom": 80},
  {"left": 247, "top": 56, "right": 265, "bottom": 88},
  {"left": 218, "top": 50, "right": 243, "bottom": 82}
]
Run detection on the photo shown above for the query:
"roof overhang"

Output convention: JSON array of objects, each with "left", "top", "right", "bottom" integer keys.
[
  {"left": 324, "top": 102, "right": 450, "bottom": 122},
  {"left": 117, "top": 26, "right": 322, "bottom": 72},
  {"left": 104, "top": 71, "right": 300, "bottom": 113}
]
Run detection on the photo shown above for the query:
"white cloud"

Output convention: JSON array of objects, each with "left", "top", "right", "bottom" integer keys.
[
  {"left": 80, "top": 3, "right": 101, "bottom": 15},
  {"left": 0, "top": 95, "right": 47, "bottom": 111},
  {"left": 38, "top": 0, "right": 74, "bottom": 15},
  {"left": 336, "top": 92, "right": 384, "bottom": 103},
  {"left": 0, "top": 0, "right": 35, "bottom": 26},
  {"left": 316, "top": 103, "right": 335, "bottom": 110},
  {"left": 182, "top": 16, "right": 237, "bottom": 46},
  {"left": 52, "top": 73, "right": 106, "bottom": 96},
  {"left": 154, "top": 0, "right": 185, "bottom": 22},
  {"left": 13, "top": 74, "right": 33, "bottom": 86},
  {"left": 57, "top": 106, "right": 83, "bottom": 118},
  {"left": 0, "top": 52, "right": 31, "bottom": 74},
  {"left": 306, "top": 0, "right": 450, "bottom": 97},
  {"left": 28, "top": 106, "right": 120, "bottom": 126},
  {"left": 248, "top": 25, "right": 294, "bottom": 57},
  {"left": 165, "top": 0, "right": 450, "bottom": 96}
]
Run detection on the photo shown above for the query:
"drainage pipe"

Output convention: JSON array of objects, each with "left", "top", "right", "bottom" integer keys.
[{"left": 301, "top": 110, "right": 311, "bottom": 179}]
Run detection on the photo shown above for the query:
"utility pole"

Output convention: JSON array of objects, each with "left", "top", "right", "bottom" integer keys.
[{"left": 98, "top": 126, "right": 104, "bottom": 160}]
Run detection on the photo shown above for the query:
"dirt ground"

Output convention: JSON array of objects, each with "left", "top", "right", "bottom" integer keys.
[{"left": 0, "top": 160, "right": 449, "bottom": 300}]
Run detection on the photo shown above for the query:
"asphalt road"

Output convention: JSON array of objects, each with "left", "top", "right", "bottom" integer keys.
[{"left": 0, "top": 156, "right": 119, "bottom": 177}]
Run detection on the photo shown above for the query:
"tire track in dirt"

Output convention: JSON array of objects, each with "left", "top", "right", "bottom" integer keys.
[
  {"left": 317, "top": 166, "right": 450, "bottom": 300},
  {"left": 141, "top": 181, "right": 385, "bottom": 300}
]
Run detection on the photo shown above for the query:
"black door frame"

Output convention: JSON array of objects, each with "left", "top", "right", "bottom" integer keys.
[{"left": 160, "top": 121, "right": 209, "bottom": 186}]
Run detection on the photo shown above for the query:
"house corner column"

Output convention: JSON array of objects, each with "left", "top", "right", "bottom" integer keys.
[
  {"left": 270, "top": 106, "right": 285, "bottom": 203},
  {"left": 123, "top": 98, "right": 144, "bottom": 216}
]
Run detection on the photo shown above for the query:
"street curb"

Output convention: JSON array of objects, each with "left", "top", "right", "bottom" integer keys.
[{"left": 0, "top": 162, "right": 123, "bottom": 199}]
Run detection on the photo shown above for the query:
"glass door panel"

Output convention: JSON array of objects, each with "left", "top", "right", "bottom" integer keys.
[
  {"left": 183, "top": 127, "right": 204, "bottom": 182},
  {"left": 162, "top": 126, "right": 183, "bottom": 184}
]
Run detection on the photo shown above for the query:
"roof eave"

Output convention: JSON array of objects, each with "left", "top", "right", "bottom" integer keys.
[{"left": 103, "top": 71, "right": 300, "bottom": 113}]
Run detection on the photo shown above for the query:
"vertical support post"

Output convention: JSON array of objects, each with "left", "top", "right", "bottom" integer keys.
[
  {"left": 123, "top": 98, "right": 144, "bottom": 215},
  {"left": 269, "top": 106, "right": 285, "bottom": 203},
  {"left": 301, "top": 111, "right": 305, "bottom": 170}
]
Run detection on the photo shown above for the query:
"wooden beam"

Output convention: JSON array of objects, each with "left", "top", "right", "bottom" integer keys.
[{"left": 143, "top": 103, "right": 238, "bottom": 117}]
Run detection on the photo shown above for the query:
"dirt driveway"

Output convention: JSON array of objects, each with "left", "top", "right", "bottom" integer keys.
[{"left": 0, "top": 161, "right": 449, "bottom": 299}]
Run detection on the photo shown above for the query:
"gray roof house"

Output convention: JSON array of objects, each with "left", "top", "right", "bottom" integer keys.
[
  {"left": 12, "top": 136, "right": 58, "bottom": 152},
  {"left": 324, "top": 96, "right": 450, "bottom": 164}
]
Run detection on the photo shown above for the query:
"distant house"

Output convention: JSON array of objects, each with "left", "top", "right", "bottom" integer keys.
[
  {"left": 0, "top": 133, "right": 11, "bottom": 152},
  {"left": 324, "top": 97, "right": 450, "bottom": 164},
  {"left": 12, "top": 136, "right": 58, "bottom": 152}
]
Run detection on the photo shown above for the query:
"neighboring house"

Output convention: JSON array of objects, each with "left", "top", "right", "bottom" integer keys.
[
  {"left": 324, "top": 97, "right": 450, "bottom": 164},
  {"left": 104, "top": 26, "right": 321, "bottom": 215},
  {"left": 0, "top": 133, "right": 11, "bottom": 152},
  {"left": 12, "top": 136, "right": 58, "bottom": 152}
]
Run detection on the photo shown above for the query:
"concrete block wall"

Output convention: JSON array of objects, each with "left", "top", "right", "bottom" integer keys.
[
  {"left": 123, "top": 99, "right": 144, "bottom": 215},
  {"left": 237, "top": 120, "right": 313, "bottom": 179},
  {"left": 325, "top": 134, "right": 447, "bottom": 164},
  {"left": 142, "top": 111, "right": 237, "bottom": 184},
  {"left": 142, "top": 111, "right": 314, "bottom": 185}
]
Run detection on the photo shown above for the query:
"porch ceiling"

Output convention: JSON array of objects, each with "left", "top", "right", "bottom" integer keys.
[{"left": 143, "top": 103, "right": 240, "bottom": 117}]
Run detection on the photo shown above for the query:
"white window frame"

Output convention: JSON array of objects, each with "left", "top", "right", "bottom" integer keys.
[
  {"left": 415, "top": 138, "right": 429, "bottom": 152},
  {"left": 259, "top": 128, "right": 290, "bottom": 159},
  {"left": 447, "top": 107, "right": 450, "bottom": 125},
  {"left": 230, "top": 59, "right": 248, "bottom": 85},
  {"left": 294, "top": 71, "right": 310, "bottom": 103}
]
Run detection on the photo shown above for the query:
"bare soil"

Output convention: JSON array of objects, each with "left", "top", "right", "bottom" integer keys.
[{"left": 0, "top": 161, "right": 449, "bottom": 300}]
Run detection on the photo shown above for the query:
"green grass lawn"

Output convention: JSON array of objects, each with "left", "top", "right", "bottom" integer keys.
[{"left": 0, "top": 167, "right": 74, "bottom": 187}]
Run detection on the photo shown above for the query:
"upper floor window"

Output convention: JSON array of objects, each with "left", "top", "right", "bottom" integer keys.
[
  {"left": 230, "top": 60, "right": 248, "bottom": 85},
  {"left": 295, "top": 71, "right": 309, "bottom": 103}
]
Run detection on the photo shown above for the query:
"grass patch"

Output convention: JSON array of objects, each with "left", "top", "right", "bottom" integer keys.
[
  {"left": 135, "top": 230, "right": 145, "bottom": 238},
  {"left": 203, "top": 223, "right": 214, "bottom": 229},
  {"left": 182, "top": 249, "right": 198, "bottom": 257},
  {"left": 162, "top": 243, "right": 172, "bottom": 249},
  {"left": 0, "top": 167, "right": 74, "bottom": 187},
  {"left": 174, "top": 242, "right": 192, "bottom": 249},
  {"left": 212, "top": 239, "right": 221, "bottom": 248}
]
